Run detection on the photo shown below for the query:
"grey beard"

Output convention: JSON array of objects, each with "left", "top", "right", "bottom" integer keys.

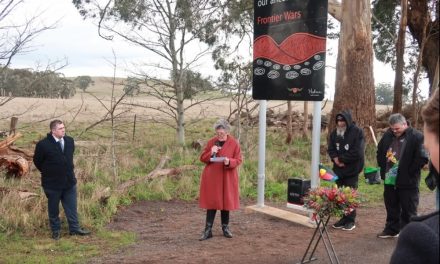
[{"left": 336, "top": 127, "right": 346, "bottom": 138}]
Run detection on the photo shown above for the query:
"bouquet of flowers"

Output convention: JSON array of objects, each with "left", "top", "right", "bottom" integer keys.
[{"left": 303, "top": 185, "right": 360, "bottom": 219}]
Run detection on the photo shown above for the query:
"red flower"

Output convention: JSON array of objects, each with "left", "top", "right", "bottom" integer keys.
[{"left": 303, "top": 185, "right": 361, "bottom": 218}]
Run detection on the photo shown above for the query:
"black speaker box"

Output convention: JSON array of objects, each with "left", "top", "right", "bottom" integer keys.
[{"left": 287, "top": 178, "right": 311, "bottom": 204}]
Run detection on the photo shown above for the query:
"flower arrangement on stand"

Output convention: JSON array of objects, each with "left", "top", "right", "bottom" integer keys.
[{"left": 303, "top": 185, "right": 361, "bottom": 220}]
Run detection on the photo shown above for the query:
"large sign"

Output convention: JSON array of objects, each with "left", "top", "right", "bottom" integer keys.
[{"left": 253, "top": 0, "right": 328, "bottom": 101}]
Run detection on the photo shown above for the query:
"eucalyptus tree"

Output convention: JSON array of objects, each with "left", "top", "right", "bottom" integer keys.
[
  {"left": 376, "top": 82, "right": 394, "bottom": 105},
  {"left": 0, "top": 68, "right": 75, "bottom": 98},
  {"left": 74, "top": 76, "right": 94, "bottom": 91},
  {"left": 72, "top": 0, "right": 229, "bottom": 145},
  {"left": 327, "top": 0, "right": 376, "bottom": 136},
  {"left": 372, "top": 0, "right": 439, "bottom": 95},
  {"left": 123, "top": 76, "right": 141, "bottom": 96}
]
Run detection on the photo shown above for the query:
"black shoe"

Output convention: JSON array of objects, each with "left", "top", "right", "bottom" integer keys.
[
  {"left": 222, "top": 224, "right": 233, "bottom": 238},
  {"left": 377, "top": 230, "right": 399, "bottom": 238},
  {"left": 52, "top": 230, "right": 61, "bottom": 240},
  {"left": 342, "top": 222, "right": 356, "bottom": 231},
  {"left": 69, "top": 228, "right": 91, "bottom": 236},
  {"left": 199, "top": 225, "right": 213, "bottom": 241},
  {"left": 332, "top": 218, "right": 346, "bottom": 229}
]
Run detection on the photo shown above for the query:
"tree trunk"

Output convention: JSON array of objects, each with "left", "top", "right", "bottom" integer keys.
[
  {"left": 330, "top": 0, "right": 376, "bottom": 140},
  {"left": 393, "top": 0, "right": 408, "bottom": 114},
  {"left": 176, "top": 96, "right": 185, "bottom": 145},
  {"left": 286, "top": 101, "right": 292, "bottom": 144},
  {"left": 407, "top": 0, "right": 440, "bottom": 94},
  {"left": 412, "top": 8, "right": 429, "bottom": 128}
]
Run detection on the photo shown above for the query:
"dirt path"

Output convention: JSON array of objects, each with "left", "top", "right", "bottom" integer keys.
[{"left": 88, "top": 193, "right": 436, "bottom": 264}]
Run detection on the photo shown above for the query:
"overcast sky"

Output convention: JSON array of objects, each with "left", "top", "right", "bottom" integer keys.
[
  {"left": 11, "top": 0, "right": 150, "bottom": 78},
  {"left": 8, "top": 0, "right": 429, "bottom": 99}
]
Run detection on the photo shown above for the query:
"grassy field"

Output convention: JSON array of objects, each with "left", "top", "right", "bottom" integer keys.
[
  {"left": 0, "top": 76, "right": 333, "bottom": 127},
  {"left": 0, "top": 77, "right": 429, "bottom": 263}
]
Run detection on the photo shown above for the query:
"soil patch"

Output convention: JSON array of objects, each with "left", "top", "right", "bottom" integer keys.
[{"left": 88, "top": 193, "right": 436, "bottom": 264}]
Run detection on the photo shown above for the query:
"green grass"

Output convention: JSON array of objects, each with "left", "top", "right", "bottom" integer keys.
[{"left": 0, "top": 230, "right": 135, "bottom": 264}]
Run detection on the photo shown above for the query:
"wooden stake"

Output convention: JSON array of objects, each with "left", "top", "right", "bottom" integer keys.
[{"left": 369, "top": 126, "right": 378, "bottom": 147}]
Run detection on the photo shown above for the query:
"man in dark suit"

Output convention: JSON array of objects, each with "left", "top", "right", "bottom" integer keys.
[{"left": 33, "top": 120, "right": 90, "bottom": 240}]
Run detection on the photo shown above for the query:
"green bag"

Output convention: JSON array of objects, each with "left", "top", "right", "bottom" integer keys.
[
  {"left": 384, "top": 163, "right": 398, "bottom": 186},
  {"left": 364, "top": 167, "right": 381, "bottom": 184}
]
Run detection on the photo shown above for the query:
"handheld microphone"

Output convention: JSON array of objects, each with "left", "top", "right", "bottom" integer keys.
[{"left": 212, "top": 141, "right": 220, "bottom": 158}]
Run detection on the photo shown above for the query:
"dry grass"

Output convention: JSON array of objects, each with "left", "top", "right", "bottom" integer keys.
[
  {"left": 0, "top": 178, "right": 47, "bottom": 234},
  {"left": 0, "top": 76, "right": 344, "bottom": 129}
]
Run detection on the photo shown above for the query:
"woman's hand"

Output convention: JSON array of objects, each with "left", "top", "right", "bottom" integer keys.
[
  {"left": 211, "top": 145, "right": 221, "bottom": 156},
  {"left": 224, "top": 157, "right": 230, "bottom": 166}
]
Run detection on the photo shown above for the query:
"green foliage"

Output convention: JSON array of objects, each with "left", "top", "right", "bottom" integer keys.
[
  {"left": 0, "top": 68, "right": 76, "bottom": 98},
  {"left": 74, "top": 76, "right": 94, "bottom": 91},
  {"left": 371, "top": 0, "right": 428, "bottom": 90},
  {"left": 375, "top": 82, "right": 394, "bottom": 105},
  {"left": 265, "top": 182, "right": 286, "bottom": 201},
  {"left": 170, "top": 69, "right": 214, "bottom": 99},
  {"left": 371, "top": 0, "right": 399, "bottom": 65},
  {"left": 123, "top": 76, "right": 141, "bottom": 96}
]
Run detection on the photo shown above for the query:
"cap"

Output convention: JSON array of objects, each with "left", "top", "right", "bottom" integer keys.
[{"left": 336, "top": 114, "right": 345, "bottom": 122}]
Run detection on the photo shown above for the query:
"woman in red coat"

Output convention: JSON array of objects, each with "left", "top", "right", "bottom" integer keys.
[{"left": 199, "top": 119, "right": 242, "bottom": 241}]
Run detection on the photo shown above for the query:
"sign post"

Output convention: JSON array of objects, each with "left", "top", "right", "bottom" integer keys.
[{"left": 253, "top": 0, "right": 328, "bottom": 210}]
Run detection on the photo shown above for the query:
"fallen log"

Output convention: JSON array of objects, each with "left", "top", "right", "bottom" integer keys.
[
  {"left": 0, "top": 132, "right": 33, "bottom": 177},
  {"left": 92, "top": 187, "right": 111, "bottom": 204},
  {"left": 191, "top": 139, "right": 205, "bottom": 150},
  {"left": 0, "top": 186, "right": 39, "bottom": 200},
  {"left": 0, "top": 146, "right": 33, "bottom": 160},
  {"left": 0, "top": 155, "right": 30, "bottom": 177}
]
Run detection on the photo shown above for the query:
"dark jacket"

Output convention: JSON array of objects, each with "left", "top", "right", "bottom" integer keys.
[
  {"left": 328, "top": 110, "right": 365, "bottom": 178},
  {"left": 376, "top": 126, "right": 428, "bottom": 189},
  {"left": 390, "top": 211, "right": 439, "bottom": 264},
  {"left": 33, "top": 133, "right": 76, "bottom": 189}
]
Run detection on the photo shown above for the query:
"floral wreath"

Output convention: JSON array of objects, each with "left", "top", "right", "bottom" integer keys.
[{"left": 303, "top": 185, "right": 361, "bottom": 219}]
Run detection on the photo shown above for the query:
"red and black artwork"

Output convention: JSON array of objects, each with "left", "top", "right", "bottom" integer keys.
[{"left": 253, "top": 0, "right": 328, "bottom": 101}]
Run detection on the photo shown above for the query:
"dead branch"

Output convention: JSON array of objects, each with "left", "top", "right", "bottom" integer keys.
[
  {"left": 0, "top": 132, "right": 22, "bottom": 149},
  {"left": 114, "top": 156, "right": 171, "bottom": 194},
  {"left": 95, "top": 156, "right": 198, "bottom": 204},
  {"left": 0, "top": 187, "right": 38, "bottom": 200}
]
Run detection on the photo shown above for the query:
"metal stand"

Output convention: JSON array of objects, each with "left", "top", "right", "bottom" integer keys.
[{"left": 297, "top": 215, "right": 340, "bottom": 264}]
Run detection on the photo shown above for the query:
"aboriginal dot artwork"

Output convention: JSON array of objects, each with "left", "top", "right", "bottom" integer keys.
[{"left": 253, "top": 0, "right": 328, "bottom": 101}]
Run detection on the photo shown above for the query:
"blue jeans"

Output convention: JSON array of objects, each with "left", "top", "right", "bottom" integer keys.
[{"left": 43, "top": 185, "right": 80, "bottom": 233}]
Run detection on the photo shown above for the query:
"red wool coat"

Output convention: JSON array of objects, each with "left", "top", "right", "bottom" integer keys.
[{"left": 199, "top": 135, "right": 242, "bottom": 210}]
